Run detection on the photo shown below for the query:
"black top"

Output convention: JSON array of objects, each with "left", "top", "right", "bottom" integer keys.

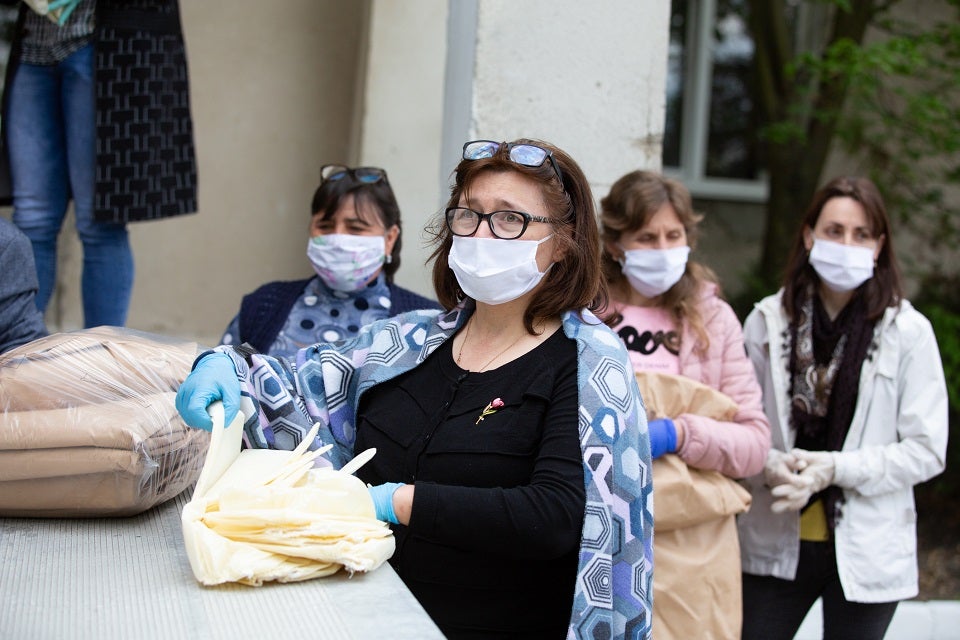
[{"left": 355, "top": 328, "right": 584, "bottom": 639}]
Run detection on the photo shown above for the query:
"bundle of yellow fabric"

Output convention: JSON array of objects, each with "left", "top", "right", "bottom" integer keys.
[
  {"left": 181, "top": 403, "right": 395, "bottom": 586},
  {"left": 0, "top": 327, "right": 207, "bottom": 517},
  {"left": 636, "top": 371, "right": 752, "bottom": 640}
]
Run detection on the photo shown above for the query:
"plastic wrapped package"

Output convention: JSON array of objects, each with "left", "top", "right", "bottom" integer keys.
[
  {"left": 0, "top": 327, "right": 210, "bottom": 517},
  {"left": 182, "top": 403, "right": 395, "bottom": 586}
]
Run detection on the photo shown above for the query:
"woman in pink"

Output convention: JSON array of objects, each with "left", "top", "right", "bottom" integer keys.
[{"left": 600, "top": 170, "right": 770, "bottom": 639}]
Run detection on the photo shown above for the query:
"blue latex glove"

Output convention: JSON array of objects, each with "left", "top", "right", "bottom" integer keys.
[
  {"left": 368, "top": 482, "right": 404, "bottom": 524},
  {"left": 648, "top": 418, "right": 678, "bottom": 459},
  {"left": 47, "top": 0, "right": 82, "bottom": 25},
  {"left": 174, "top": 353, "right": 241, "bottom": 431}
]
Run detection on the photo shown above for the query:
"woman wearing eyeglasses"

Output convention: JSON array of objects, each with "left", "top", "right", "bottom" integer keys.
[
  {"left": 739, "top": 177, "right": 948, "bottom": 640},
  {"left": 599, "top": 170, "right": 770, "bottom": 640},
  {"left": 176, "top": 139, "right": 652, "bottom": 639},
  {"left": 219, "top": 165, "right": 440, "bottom": 359}
]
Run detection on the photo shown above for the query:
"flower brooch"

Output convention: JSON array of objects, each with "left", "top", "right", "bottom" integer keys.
[{"left": 476, "top": 398, "right": 504, "bottom": 424}]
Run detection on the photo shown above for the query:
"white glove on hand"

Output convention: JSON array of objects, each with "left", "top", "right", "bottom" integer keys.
[
  {"left": 770, "top": 477, "right": 815, "bottom": 513},
  {"left": 764, "top": 449, "right": 815, "bottom": 513},
  {"left": 762, "top": 449, "right": 803, "bottom": 487},
  {"left": 791, "top": 448, "right": 836, "bottom": 494}
]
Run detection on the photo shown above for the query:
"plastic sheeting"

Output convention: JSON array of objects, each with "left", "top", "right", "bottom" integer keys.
[{"left": 0, "top": 327, "right": 209, "bottom": 517}]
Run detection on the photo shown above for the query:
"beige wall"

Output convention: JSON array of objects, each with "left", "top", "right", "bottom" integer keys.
[
  {"left": 5, "top": 0, "right": 953, "bottom": 348},
  {"left": 358, "top": 1, "right": 449, "bottom": 296},
  {"left": 34, "top": 1, "right": 367, "bottom": 346},
  {"left": 130, "top": 1, "right": 371, "bottom": 346}
]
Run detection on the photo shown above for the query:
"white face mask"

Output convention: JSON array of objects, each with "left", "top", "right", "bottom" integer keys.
[
  {"left": 808, "top": 238, "right": 875, "bottom": 292},
  {"left": 307, "top": 233, "right": 386, "bottom": 292},
  {"left": 448, "top": 235, "right": 553, "bottom": 305},
  {"left": 619, "top": 246, "right": 690, "bottom": 298}
]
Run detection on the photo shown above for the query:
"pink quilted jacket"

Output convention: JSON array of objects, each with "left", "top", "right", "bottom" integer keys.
[{"left": 670, "top": 285, "right": 770, "bottom": 478}]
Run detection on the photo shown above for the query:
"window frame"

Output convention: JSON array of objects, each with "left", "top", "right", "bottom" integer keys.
[{"left": 663, "top": 0, "right": 769, "bottom": 203}]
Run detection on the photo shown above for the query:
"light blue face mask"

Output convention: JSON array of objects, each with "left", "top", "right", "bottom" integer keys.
[{"left": 448, "top": 235, "right": 554, "bottom": 305}]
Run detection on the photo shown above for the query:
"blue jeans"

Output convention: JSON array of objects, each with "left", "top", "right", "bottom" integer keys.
[{"left": 8, "top": 43, "right": 133, "bottom": 328}]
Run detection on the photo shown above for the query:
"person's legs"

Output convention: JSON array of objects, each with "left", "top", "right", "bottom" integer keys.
[
  {"left": 62, "top": 43, "right": 133, "bottom": 327},
  {"left": 742, "top": 573, "right": 821, "bottom": 640},
  {"left": 741, "top": 541, "right": 835, "bottom": 640},
  {"left": 821, "top": 574, "right": 898, "bottom": 640},
  {"left": 8, "top": 60, "right": 70, "bottom": 313}
]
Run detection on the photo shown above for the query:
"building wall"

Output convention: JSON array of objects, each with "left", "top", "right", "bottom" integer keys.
[
  {"left": 358, "top": 0, "right": 672, "bottom": 295},
  {"left": 466, "top": 0, "right": 670, "bottom": 194},
  {"left": 357, "top": 0, "right": 450, "bottom": 296},
  {"left": 4, "top": 0, "right": 671, "bottom": 347},
  {"left": 23, "top": 1, "right": 367, "bottom": 346}
]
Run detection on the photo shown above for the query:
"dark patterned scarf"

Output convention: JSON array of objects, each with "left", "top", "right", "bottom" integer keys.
[{"left": 788, "top": 285, "right": 876, "bottom": 529}]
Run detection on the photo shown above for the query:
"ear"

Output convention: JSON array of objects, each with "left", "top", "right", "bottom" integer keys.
[
  {"left": 604, "top": 238, "right": 624, "bottom": 262},
  {"left": 874, "top": 234, "right": 885, "bottom": 262},
  {"left": 802, "top": 226, "right": 814, "bottom": 252},
  {"left": 550, "top": 237, "right": 567, "bottom": 264},
  {"left": 384, "top": 224, "right": 400, "bottom": 256}
]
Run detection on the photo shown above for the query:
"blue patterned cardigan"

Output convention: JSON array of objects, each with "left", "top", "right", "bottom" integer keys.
[{"left": 219, "top": 304, "right": 653, "bottom": 640}]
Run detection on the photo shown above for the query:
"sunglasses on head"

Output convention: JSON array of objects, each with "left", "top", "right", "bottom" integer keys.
[
  {"left": 461, "top": 140, "right": 565, "bottom": 188},
  {"left": 320, "top": 164, "right": 389, "bottom": 185}
]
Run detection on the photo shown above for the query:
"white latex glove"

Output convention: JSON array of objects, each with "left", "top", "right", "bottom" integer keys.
[
  {"left": 764, "top": 449, "right": 815, "bottom": 513},
  {"left": 791, "top": 448, "right": 836, "bottom": 494},
  {"left": 769, "top": 476, "right": 815, "bottom": 513},
  {"left": 762, "top": 448, "right": 804, "bottom": 487}
]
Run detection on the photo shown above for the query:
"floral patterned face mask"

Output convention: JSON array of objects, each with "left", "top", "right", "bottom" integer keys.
[{"left": 307, "top": 234, "right": 386, "bottom": 292}]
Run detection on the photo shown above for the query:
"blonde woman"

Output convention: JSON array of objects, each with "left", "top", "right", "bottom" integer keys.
[{"left": 601, "top": 170, "right": 770, "bottom": 639}]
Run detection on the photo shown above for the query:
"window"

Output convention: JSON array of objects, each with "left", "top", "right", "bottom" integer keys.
[{"left": 664, "top": 0, "right": 767, "bottom": 201}]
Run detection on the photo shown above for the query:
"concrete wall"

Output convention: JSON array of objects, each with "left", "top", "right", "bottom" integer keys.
[
  {"left": 464, "top": 0, "right": 669, "bottom": 196},
  {"left": 357, "top": 0, "right": 449, "bottom": 295},
  {"left": 4, "top": 0, "right": 953, "bottom": 345},
  {"left": 357, "top": 0, "right": 672, "bottom": 293}
]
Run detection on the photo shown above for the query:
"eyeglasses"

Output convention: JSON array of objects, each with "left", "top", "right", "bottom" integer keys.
[
  {"left": 445, "top": 206, "right": 551, "bottom": 240},
  {"left": 461, "top": 140, "right": 564, "bottom": 188},
  {"left": 320, "top": 164, "right": 389, "bottom": 185}
]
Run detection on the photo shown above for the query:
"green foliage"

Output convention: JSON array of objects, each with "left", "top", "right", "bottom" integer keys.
[
  {"left": 832, "top": 4, "right": 960, "bottom": 273},
  {"left": 913, "top": 274, "right": 960, "bottom": 497},
  {"left": 913, "top": 274, "right": 960, "bottom": 411},
  {"left": 920, "top": 304, "right": 960, "bottom": 413},
  {"left": 746, "top": 0, "right": 960, "bottom": 291},
  {"left": 727, "top": 260, "right": 780, "bottom": 322}
]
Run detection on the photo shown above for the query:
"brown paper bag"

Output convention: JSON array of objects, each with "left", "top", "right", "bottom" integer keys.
[{"left": 635, "top": 371, "right": 752, "bottom": 640}]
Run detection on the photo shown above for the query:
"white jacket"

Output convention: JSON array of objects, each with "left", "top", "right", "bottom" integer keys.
[{"left": 738, "top": 291, "right": 948, "bottom": 603}]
